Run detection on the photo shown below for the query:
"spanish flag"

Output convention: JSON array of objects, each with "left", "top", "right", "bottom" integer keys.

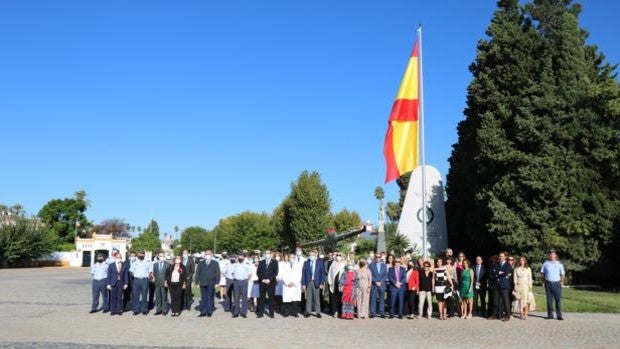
[{"left": 383, "top": 39, "right": 420, "bottom": 183}]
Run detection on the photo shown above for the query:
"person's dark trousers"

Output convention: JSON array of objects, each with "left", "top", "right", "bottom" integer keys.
[
  {"left": 199, "top": 285, "right": 215, "bottom": 315},
  {"left": 545, "top": 281, "right": 563, "bottom": 319},
  {"left": 148, "top": 282, "right": 155, "bottom": 310},
  {"left": 330, "top": 289, "right": 342, "bottom": 316},
  {"left": 132, "top": 277, "right": 149, "bottom": 314},
  {"left": 370, "top": 285, "right": 385, "bottom": 316},
  {"left": 109, "top": 284, "right": 124, "bottom": 314},
  {"left": 232, "top": 280, "right": 248, "bottom": 316},
  {"left": 154, "top": 284, "right": 169, "bottom": 314},
  {"left": 490, "top": 287, "right": 500, "bottom": 318},
  {"left": 257, "top": 283, "right": 276, "bottom": 316},
  {"left": 91, "top": 279, "right": 109, "bottom": 311},
  {"left": 183, "top": 278, "right": 193, "bottom": 310},
  {"left": 123, "top": 275, "right": 133, "bottom": 311},
  {"left": 305, "top": 283, "right": 321, "bottom": 314},
  {"left": 473, "top": 287, "right": 487, "bottom": 317},
  {"left": 405, "top": 290, "right": 417, "bottom": 315},
  {"left": 169, "top": 282, "right": 183, "bottom": 314},
  {"left": 389, "top": 287, "right": 405, "bottom": 317},
  {"left": 499, "top": 288, "right": 511, "bottom": 319},
  {"left": 282, "top": 301, "right": 299, "bottom": 316},
  {"left": 225, "top": 278, "right": 234, "bottom": 311}
]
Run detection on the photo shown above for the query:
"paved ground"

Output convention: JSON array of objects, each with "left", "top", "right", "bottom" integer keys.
[{"left": 0, "top": 268, "right": 619, "bottom": 349}]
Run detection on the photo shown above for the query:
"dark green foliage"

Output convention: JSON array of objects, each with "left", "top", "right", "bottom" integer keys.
[
  {"left": 446, "top": 0, "right": 620, "bottom": 277},
  {"left": 0, "top": 216, "right": 56, "bottom": 264},
  {"left": 331, "top": 209, "right": 362, "bottom": 233},
  {"left": 130, "top": 219, "right": 162, "bottom": 253},
  {"left": 274, "top": 171, "right": 332, "bottom": 246},
  {"left": 37, "top": 191, "right": 92, "bottom": 248},
  {"left": 176, "top": 226, "right": 213, "bottom": 254},
  {"left": 212, "top": 211, "right": 279, "bottom": 253},
  {"left": 355, "top": 237, "right": 377, "bottom": 256}
]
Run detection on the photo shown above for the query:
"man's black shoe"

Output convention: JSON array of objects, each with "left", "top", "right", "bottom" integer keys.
[
  {"left": 89, "top": 309, "right": 97, "bottom": 314},
  {"left": 207, "top": 313, "right": 213, "bottom": 318},
  {"left": 133, "top": 311, "right": 140, "bottom": 316},
  {"left": 557, "top": 317, "right": 564, "bottom": 321},
  {"left": 369, "top": 314, "right": 375, "bottom": 319},
  {"left": 398, "top": 315, "right": 403, "bottom": 319},
  {"left": 257, "top": 314, "right": 263, "bottom": 318},
  {"left": 232, "top": 314, "right": 239, "bottom": 318},
  {"left": 292, "top": 313, "right": 298, "bottom": 318},
  {"left": 241, "top": 314, "right": 247, "bottom": 318},
  {"left": 154, "top": 311, "right": 162, "bottom": 315},
  {"left": 380, "top": 315, "right": 386, "bottom": 318},
  {"left": 142, "top": 312, "right": 148, "bottom": 315},
  {"left": 198, "top": 313, "right": 207, "bottom": 317},
  {"left": 304, "top": 313, "right": 310, "bottom": 318},
  {"left": 269, "top": 314, "right": 275, "bottom": 318},
  {"left": 102, "top": 309, "right": 109, "bottom": 313}
]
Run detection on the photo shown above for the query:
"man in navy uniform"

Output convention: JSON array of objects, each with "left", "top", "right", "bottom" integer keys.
[
  {"left": 130, "top": 250, "right": 152, "bottom": 315},
  {"left": 90, "top": 253, "right": 109, "bottom": 313}
]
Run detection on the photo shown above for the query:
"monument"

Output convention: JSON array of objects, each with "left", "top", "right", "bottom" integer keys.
[{"left": 397, "top": 165, "right": 447, "bottom": 256}]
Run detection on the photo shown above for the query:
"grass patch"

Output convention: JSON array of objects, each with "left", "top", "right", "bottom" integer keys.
[{"left": 532, "top": 286, "right": 620, "bottom": 313}]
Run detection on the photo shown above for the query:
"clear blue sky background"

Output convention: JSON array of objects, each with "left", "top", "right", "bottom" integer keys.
[{"left": 1, "top": 1, "right": 618, "bottom": 238}]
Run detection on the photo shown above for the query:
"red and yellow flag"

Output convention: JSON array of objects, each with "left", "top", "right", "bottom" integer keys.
[{"left": 383, "top": 39, "right": 420, "bottom": 183}]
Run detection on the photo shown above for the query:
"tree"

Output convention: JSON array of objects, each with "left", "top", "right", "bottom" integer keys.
[
  {"left": 177, "top": 226, "right": 212, "bottom": 254},
  {"left": 355, "top": 237, "right": 377, "bottom": 256},
  {"left": 37, "top": 191, "right": 92, "bottom": 247},
  {"left": 286, "top": 171, "right": 332, "bottom": 244},
  {"left": 386, "top": 202, "right": 401, "bottom": 223},
  {"left": 332, "top": 209, "right": 362, "bottom": 233},
  {"left": 130, "top": 220, "right": 162, "bottom": 253},
  {"left": 446, "top": 0, "right": 620, "bottom": 276},
  {"left": 374, "top": 186, "right": 385, "bottom": 202},
  {"left": 387, "top": 232, "right": 410, "bottom": 256},
  {"left": 212, "top": 211, "right": 279, "bottom": 253},
  {"left": 0, "top": 215, "right": 55, "bottom": 266},
  {"left": 94, "top": 218, "right": 131, "bottom": 238}
]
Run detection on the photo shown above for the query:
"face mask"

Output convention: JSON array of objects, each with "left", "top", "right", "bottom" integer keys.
[
  {"left": 182, "top": 254, "right": 188, "bottom": 258},
  {"left": 159, "top": 257, "right": 165, "bottom": 261},
  {"left": 296, "top": 250, "right": 302, "bottom": 256},
  {"left": 289, "top": 256, "right": 295, "bottom": 262},
  {"left": 97, "top": 259, "right": 104, "bottom": 263},
  {"left": 231, "top": 258, "right": 237, "bottom": 263},
  {"left": 175, "top": 260, "right": 181, "bottom": 264},
  {"left": 130, "top": 256, "right": 136, "bottom": 261},
  {"left": 264, "top": 253, "right": 271, "bottom": 259},
  {"left": 275, "top": 256, "right": 281, "bottom": 261},
  {"left": 205, "top": 255, "right": 212, "bottom": 260},
  {"left": 239, "top": 258, "right": 244, "bottom": 263},
  {"left": 310, "top": 255, "right": 317, "bottom": 261},
  {"left": 319, "top": 254, "right": 325, "bottom": 259},
  {"left": 336, "top": 256, "right": 342, "bottom": 261},
  {"left": 253, "top": 258, "right": 259, "bottom": 263},
  {"left": 116, "top": 258, "right": 122, "bottom": 263},
  {"left": 346, "top": 265, "right": 354, "bottom": 271},
  {"left": 138, "top": 255, "right": 145, "bottom": 260}
]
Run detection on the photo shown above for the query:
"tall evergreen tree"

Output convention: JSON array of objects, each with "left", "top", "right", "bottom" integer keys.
[
  {"left": 286, "top": 171, "right": 332, "bottom": 245},
  {"left": 447, "top": 0, "right": 619, "bottom": 276}
]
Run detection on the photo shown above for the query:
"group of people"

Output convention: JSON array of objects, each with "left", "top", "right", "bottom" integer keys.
[{"left": 89, "top": 246, "right": 565, "bottom": 321}]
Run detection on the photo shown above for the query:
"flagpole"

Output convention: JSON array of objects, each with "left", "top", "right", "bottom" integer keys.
[{"left": 417, "top": 25, "right": 428, "bottom": 258}]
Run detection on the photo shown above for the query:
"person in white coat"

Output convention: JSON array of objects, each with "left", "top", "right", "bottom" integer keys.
[{"left": 282, "top": 253, "right": 303, "bottom": 317}]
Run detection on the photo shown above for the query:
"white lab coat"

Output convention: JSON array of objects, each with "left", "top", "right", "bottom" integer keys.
[{"left": 282, "top": 261, "right": 303, "bottom": 303}]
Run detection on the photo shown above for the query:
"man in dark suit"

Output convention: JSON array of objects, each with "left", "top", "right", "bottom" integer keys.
[
  {"left": 195, "top": 250, "right": 220, "bottom": 317},
  {"left": 387, "top": 258, "right": 407, "bottom": 319},
  {"left": 495, "top": 251, "right": 513, "bottom": 321},
  {"left": 473, "top": 255, "right": 487, "bottom": 317},
  {"left": 302, "top": 249, "right": 325, "bottom": 318},
  {"left": 106, "top": 252, "right": 129, "bottom": 315},
  {"left": 256, "top": 250, "right": 279, "bottom": 318},
  {"left": 152, "top": 251, "right": 170, "bottom": 315},
  {"left": 370, "top": 253, "right": 388, "bottom": 318},
  {"left": 181, "top": 250, "right": 196, "bottom": 310}
]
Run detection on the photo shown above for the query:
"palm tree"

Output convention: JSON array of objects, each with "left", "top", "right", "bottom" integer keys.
[
  {"left": 387, "top": 232, "right": 410, "bottom": 255},
  {"left": 374, "top": 186, "right": 385, "bottom": 204}
]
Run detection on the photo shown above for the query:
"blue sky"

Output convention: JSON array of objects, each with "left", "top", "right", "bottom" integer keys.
[{"left": 1, "top": 1, "right": 618, "bottom": 238}]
